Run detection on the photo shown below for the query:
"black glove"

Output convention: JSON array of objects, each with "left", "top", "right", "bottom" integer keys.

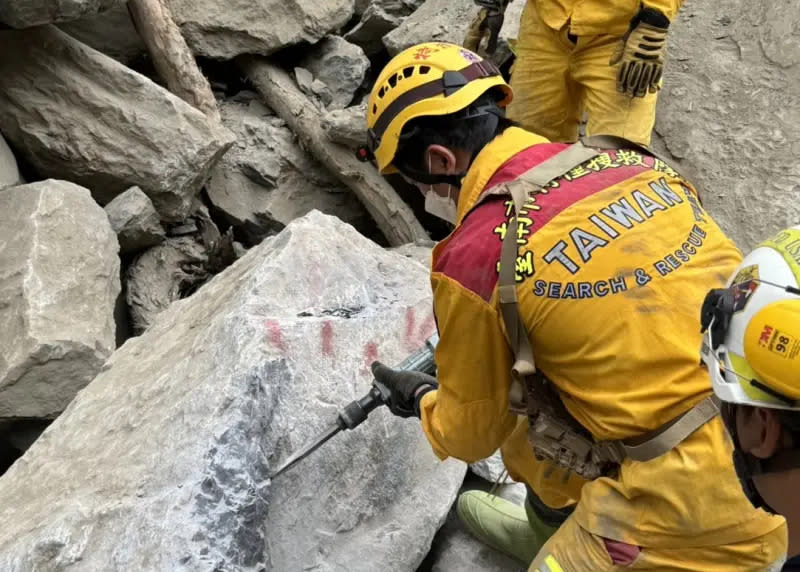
[
  {"left": 371, "top": 361, "right": 438, "bottom": 418},
  {"left": 464, "top": 0, "right": 509, "bottom": 55}
]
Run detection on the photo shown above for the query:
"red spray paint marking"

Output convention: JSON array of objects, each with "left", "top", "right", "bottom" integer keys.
[
  {"left": 265, "top": 319, "right": 287, "bottom": 352},
  {"left": 363, "top": 341, "right": 378, "bottom": 373},
  {"left": 321, "top": 321, "right": 334, "bottom": 357},
  {"left": 418, "top": 311, "right": 437, "bottom": 342},
  {"left": 404, "top": 308, "right": 416, "bottom": 348}
]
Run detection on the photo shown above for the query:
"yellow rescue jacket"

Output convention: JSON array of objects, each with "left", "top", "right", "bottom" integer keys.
[
  {"left": 533, "top": 0, "right": 684, "bottom": 37},
  {"left": 419, "top": 127, "right": 786, "bottom": 548}
]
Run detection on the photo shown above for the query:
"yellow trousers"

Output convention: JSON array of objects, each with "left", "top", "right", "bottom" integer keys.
[
  {"left": 506, "top": 2, "right": 658, "bottom": 146},
  {"left": 528, "top": 515, "right": 788, "bottom": 572}
]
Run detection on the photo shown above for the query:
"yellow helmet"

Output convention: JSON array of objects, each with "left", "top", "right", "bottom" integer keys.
[
  {"left": 701, "top": 225, "right": 800, "bottom": 410},
  {"left": 362, "top": 42, "right": 512, "bottom": 174}
]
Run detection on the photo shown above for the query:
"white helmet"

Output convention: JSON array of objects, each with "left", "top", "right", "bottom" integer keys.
[{"left": 700, "top": 225, "right": 800, "bottom": 410}]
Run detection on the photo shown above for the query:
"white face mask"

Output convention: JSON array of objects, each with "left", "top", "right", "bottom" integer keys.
[{"left": 423, "top": 155, "right": 458, "bottom": 225}]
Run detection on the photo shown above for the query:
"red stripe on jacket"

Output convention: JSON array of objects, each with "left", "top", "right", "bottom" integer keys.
[{"left": 434, "top": 143, "right": 653, "bottom": 302}]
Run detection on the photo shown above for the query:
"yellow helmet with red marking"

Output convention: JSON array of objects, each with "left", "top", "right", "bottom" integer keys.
[{"left": 362, "top": 42, "right": 512, "bottom": 174}]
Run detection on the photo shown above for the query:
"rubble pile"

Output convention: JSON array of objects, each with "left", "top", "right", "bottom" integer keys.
[{"left": 0, "top": 0, "right": 797, "bottom": 569}]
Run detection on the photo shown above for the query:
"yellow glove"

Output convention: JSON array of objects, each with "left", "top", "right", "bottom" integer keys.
[
  {"left": 463, "top": 0, "right": 508, "bottom": 55},
  {"left": 609, "top": 6, "right": 670, "bottom": 98}
]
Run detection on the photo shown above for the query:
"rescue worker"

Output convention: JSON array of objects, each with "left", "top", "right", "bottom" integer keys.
[
  {"left": 464, "top": 0, "right": 682, "bottom": 146},
  {"left": 700, "top": 225, "right": 800, "bottom": 556},
  {"left": 360, "top": 42, "right": 787, "bottom": 570}
]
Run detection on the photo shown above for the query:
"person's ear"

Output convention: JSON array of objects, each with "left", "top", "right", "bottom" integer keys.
[
  {"left": 750, "top": 408, "right": 783, "bottom": 459},
  {"left": 424, "top": 145, "right": 457, "bottom": 175}
]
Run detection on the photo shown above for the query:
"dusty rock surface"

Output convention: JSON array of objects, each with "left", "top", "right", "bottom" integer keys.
[
  {"left": 654, "top": 0, "right": 800, "bottom": 250},
  {"left": 0, "top": 211, "right": 464, "bottom": 570},
  {"left": 165, "top": 0, "right": 355, "bottom": 59},
  {"left": 0, "top": 0, "right": 119, "bottom": 28},
  {"left": 345, "top": 0, "right": 425, "bottom": 55},
  {"left": 59, "top": 2, "right": 145, "bottom": 64},
  {"left": 0, "top": 26, "right": 234, "bottom": 222},
  {"left": 300, "top": 36, "right": 370, "bottom": 109},
  {"left": 0, "top": 133, "right": 22, "bottom": 190},
  {"left": 0, "top": 180, "right": 119, "bottom": 420},
  {"left": 104, "top": 186, "right": 166, "bottom": 254},
  {"left": 207, "top": 97, "right": 371, "bottom": 245}
]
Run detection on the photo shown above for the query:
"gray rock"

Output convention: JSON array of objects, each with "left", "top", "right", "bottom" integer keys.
[
  {"left": 322, "top": 103, "right": 368, "bottom": 149},
  {"left": 0, "top": 26, "right": 234, "bottom": 222},
  {"left": 390, "top": 240, "right": 434, "bottom": 269},
  {"left": 104, "top": 186, "right": 166, "bottom": 254},
  {"left": 345, "top": 0, "right": 425, "bottom": 55},
  {"left": 0, "top": 132, "right": 22, "bottom": 190},
  {"left": 0, "top": 211, "right": 466, "bottom": 570},
  {"left": 383, "top": 0, "right": 524, "bottom": 67},
  {"left": 207, "top": 98, "right": 372, "bottom": 245},
  {"left": 165, "top": 0, "right": 355, "bottom": 59},
  {"left": 0, "top": 0, "right": 119, "bottom": 27},
  {"left": 0, "top": 180, "right": 119, "bottom": 420},
  {"left": 301, "top": 36, "right": 370, "bottom": 109},
  {"left": 469, "top": 451, "right": 511, "bottom": 484},
  {"left": 59, "top": 2, "right": 146, "bottom": 64},
  {"left": 654, "top": 0, "right": 800, "bottom": 251}
]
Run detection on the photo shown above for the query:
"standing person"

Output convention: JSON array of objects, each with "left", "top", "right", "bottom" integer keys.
[
  {"left": 464, "top": 0, "right": 682, "bottom": 145},
  {"left": 359, "top": 42, "right": 787, "bottom": 570},
  {"left": 701, "top": 225, "right": 800, "bottom": 557}
]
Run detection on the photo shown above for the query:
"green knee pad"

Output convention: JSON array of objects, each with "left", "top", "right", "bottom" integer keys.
[{"left": 456, "top": 490, "right": 559, "bottom": 565}]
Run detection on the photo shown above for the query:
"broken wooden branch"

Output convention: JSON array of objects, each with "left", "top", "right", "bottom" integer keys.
[
  {"left": 127, "top": 0, "right": 221, "bottom": 123},
  {"left": 237, "top": 56, "right": 429, "bottom": 247}
]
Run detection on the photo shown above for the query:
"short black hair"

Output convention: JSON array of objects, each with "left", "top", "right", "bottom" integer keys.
[{"left": 392, "top": 88, "right": 514, "bottom": 177}]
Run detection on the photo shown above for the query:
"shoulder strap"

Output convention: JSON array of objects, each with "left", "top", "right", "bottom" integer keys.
[{"left": 498, "top": 140, "right": 602, "bottom": 379}]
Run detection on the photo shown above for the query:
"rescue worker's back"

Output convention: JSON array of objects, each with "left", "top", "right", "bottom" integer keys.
[{"left": 419, "top": 126, "right": 786, "bottom": 563}]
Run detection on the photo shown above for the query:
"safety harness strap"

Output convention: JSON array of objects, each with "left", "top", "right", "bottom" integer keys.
[
  {"left": 498, "top": 140, "right": 602, "bottom": 382},
  {"left": 621, "top": 394, "right": 720, "bottom": 462}
]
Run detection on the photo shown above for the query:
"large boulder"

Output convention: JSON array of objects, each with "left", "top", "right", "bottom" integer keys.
[
  {"left": 0, "top": 133, "right": 22, "bottom": 190},
  {"left": 0, "top": 26, "right": 234, "bottom": 222},
  {"left": 207, "top": 97, "right": 372, "bottom": 245},
  {"left": 0, "top": 0, "right": 119, "bottom": 28},
  {"left": 0, "top": 211, "right": 465, "bottom": 570},
  {"left": 59, "top": 2, "right": 146, "bottom": 64},
  {"left": 104, "top": 186, "right": 166, "bottom": 254},
  {"left": 654, "top": 0, "right": 800, "bottom": 250},
  {"left": 345, "top": 0, "right": 425, "bottom": 55},
  {"left": 0, "top": 180, "right": 119, "bottom": 420},
  {"left": 299, "top": 36, "right": 370, "bottom": 110},
  {"left": 382, "top": 0, "right": 524, "bottom": 67},
  {"left": 165, "top": 0, "right": 355, "bottom": 59}
]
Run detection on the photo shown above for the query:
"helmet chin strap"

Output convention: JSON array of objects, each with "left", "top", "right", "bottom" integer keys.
[{"left": 395, "top": 103, "right": 504, "bottom": 188}]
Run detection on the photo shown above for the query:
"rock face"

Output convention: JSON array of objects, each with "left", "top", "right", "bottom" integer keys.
[
  {"left": 165, "top": 0, "right": 355, "bottom": 59},
  {"left": 0, "top": 180, "right": 119, "bottom": 420},
  {"left": 59, "top": 2, "right": 146, "bottom": 64},
  {"left": 104, "top": 186, "right": 166, "bottom": 254},
  {"left": 0, "top": 0, "right": 119, "bottom": 28},
  {"left": 469, "top": 451, "right": 510, "bottom": 484},
  {"left": 322, "top": 103, "right": 367, "bottom": 149},
  {"left": 300, "top": 36, "right": 370, "bottom": 109},
  {"left": 0, "top": 211, "right": 465, "bottom": 571},
  {"left": 0, "top": 26, "right": 234, "bottom": 222},
  {"left": 207, "top": 97, "right": 372, "bottom": 245},
  {"left": 0, "top": 133, "right": 22, "bottom": 190},
  {"left": 345, "top": 0, "right": 425, "bottom": 55},
  {"left": 383, "top": 0, "right": 524, "bottom": 66},
  {"left": 655, "top": 0, "right": 800, "bottom": 250}
]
